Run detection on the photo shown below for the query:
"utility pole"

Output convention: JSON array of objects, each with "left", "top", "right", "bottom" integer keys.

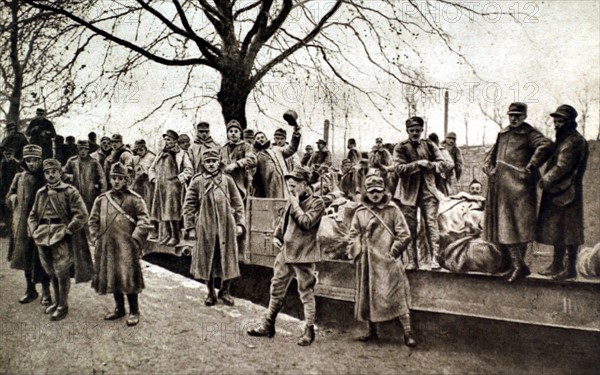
[{"left": 444, "top": 90, "right": 449, "bottom": 136}]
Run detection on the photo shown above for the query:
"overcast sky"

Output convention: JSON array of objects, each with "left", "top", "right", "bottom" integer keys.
[{"left": 49, "top": 0, "right": 599, "bottom": 153}]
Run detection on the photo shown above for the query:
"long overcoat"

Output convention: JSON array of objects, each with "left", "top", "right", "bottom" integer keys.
[
  {"left": 483, "top": 123, "right": 553, "bottom": 245},
  {"left": 536, "top": 129, "right": 588, "bottom": 246},
  {"left": 6, "top": 166, "right": 48, "bottom": 282},
  {"left": 27, "top": 182, "right": 94, "bottom": 283},
  {"left": 132, "top": 150, "right": 156, "bottom": 207},
  {"left": 254, "top": 133, "right": 301, "bottom": 199},
  {"left": 149, "top": 147, "right": 193, "bottom": 221},
  {"left": 347, "top": 195, "right": 412, "bottom": 322},
  {"left": 89, "top": 189, "right": 150, "bottom": 294},
  {"left": 188, "top": 137, "right": 220, "bottom": 174},
  {"left": 274, "top": 193, "right": 325, "bottom": 264},
  {"left": 183, "top": 172, "right": 245, "bottom": 281},
  {"left": 63, "top": 155, "right": 107, "bottom": 211}
]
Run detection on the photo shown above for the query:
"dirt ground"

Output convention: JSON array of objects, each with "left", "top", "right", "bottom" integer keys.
[{"left": 1, "top": 239, "right": 598, "bottom": 375}]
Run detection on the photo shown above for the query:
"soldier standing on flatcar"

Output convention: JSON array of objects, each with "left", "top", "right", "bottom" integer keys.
[
  {"left": 183, "top": 149, "right": 245, "bottom": 306},
  {"left": 104, "top": 134, "right": 135, "bottom": 185},
  {"left": 148, "top": 130, "right": 193, "bottom": 247},
  {"left": 62, "top": 140, "right": 107, "bottom": 212},
  {"left": 537, "top": 105, "right": 589, "bottom": 281},
  {"left": 247, "top": 167, "right": 325, "bottom": 346},
  {"left": 189, "top": 122, "right": 220, "bottom": 174},
  {"left": 483, "top": 102, "right": 553, "bottom": 282},
  {"left": 220, "top": 120, "right": 257, "bottom": 201},
  {"left": 132, "top": 139, "right": 156, "bottom": 210}
]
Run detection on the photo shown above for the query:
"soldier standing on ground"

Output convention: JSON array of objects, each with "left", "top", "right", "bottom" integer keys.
[{"left": 247, "top": 167, "right": 325, "bottom": 346}]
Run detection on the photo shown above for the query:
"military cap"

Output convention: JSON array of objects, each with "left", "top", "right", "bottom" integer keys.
[
  {"left": 358, "top": 159, "right": 369, "bottom": 168},
  {"left": 36, "top": 108, "right": 45, "bottom": 114},
  {"left": 226, "top": 120, "right": 242, "bottom": 132},
  {"left": 283, "top": 110, "right": 298, "bottom": 126},
  {"left": 305, "top": 144, "right": 313, "bottom": 150},
  {"left": 365, "top": 175, "right": 385, "bottom": 193},
  {"left": 348, "top": 138, "right": 356, "bottom": 145},
  {"left": 110, "top": 162, "right": 129, "bottom": 176},
  {"left": 6, "top": 122, "right": 16, "bottom": 129},
  {"left": 162, "top": 129, "right": 179, "bottom": 140},
  {"left": 178, "top": 134, "right": 191, "bottom": 142},
  {"left": 243, "top": 129, "right": 255, "bottom": 138},
  {"left": 133, "top": 139, "right": 146, "bottom": 150},
  {"left": 202, "top": 148, "right": 220, "bottom": 161},
  {"left": 550, "top": 104, "right": 578, "bottom": 121},
  {"left": 445, "top": 132, "right": 457, "bottom": 139},
  {"left": 111, "top": 134, "right": 123, "bottom": 142},
  {"left": 22, "top": 145, "right": 42, "bottom": 159},
  {"left": 316, "top": 139, "right": 327, "bottom": 145},
  {"left": 100, "top": 136, "right": 111, "bottom": 143},
  {"left": 341, "top": 158, "right": 352, "bottom": 165},
  {"left": 284, "top": 166, "right": 311, "bottom": 184},
  {"left": 405, "top": 116, "right": 424, "bottom": 128},
  {"left": 76, "top": 140, "right": 89, "bottom": 149},
  {"left": 43, "top": 158, "right": 61, "bottom": 171},
  {"left": 375, "top": 137, "right": 383, "bottom": 143},
  {"left": 197, "top": 122, "right": 210, "bottom": 130},
  {"left": 274, "top": 128, "right": 287, "bottom": 137},
  {"left": 507, "top": 102, "right": 528, "bottom": 115}
]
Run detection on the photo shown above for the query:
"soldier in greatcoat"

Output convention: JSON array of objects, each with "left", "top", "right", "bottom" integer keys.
[
  {"left": 178, "top": 134, "right": 191, "bottom": 153},
  {"left": 483, "top": 102, "right": 553, "bottom": 282},
  {"left": 339, "top": 158, "right": 357, "bottom": 200},
  {"left": 188, "top": 122, "right": 221, "bottom": 174},
  {"left": 25, "top": 108, "right": 56, "bottom": 160},
  {"left": 390, "top": 116, "right": 446, "bottom": 270},
  {"left": 220, "top": 120, "right": 257, "bottom": 201},
  {"left": 149, "top": 130, "right": 193, "bottom": 246},
  {"left": 104, "top": 134, "right": 135, "bottom": 186},
  {"left": 252, "top": 124, "right": 301, "bottom": 198},
  {"left": 247, "top": 167, "right": 325, "bottom": 346},
  {"left": 183, "top": 149, "right": 245, "bottom": 306},
  {"left": 346, "top": 174, "right": 416, "bottom": 347},
  {"left": 132, "top": 139, "right": 156, "bottom": 208},
  {"left": 1, "top": 122, "right": 29, "bottom": 160},
  {"left": 28, "top": 159, "right": 94, "bottom": 321},
  {"left": 536, "top": 105, "right": 589, "bottom": 280},
  {"left": 346, "top": 138, "right": 361, "bottom": 166},
  {"left": 6, "top": 145, "right": 51, "bottom": 305},
  {"left": 63, "top": 140, "right": 107, "bottom": 212},
  {"left": 0, "top": 146, "right": 20, "bottom": 233},
  {"left": 300, "top": 145, "right": 313, "bottom": 167},
  {"left": 89, "top": 163, "right": 151, "bottom": 326},
  {"left": 91, "top": 136, "right": 112, "bottom": 169}
]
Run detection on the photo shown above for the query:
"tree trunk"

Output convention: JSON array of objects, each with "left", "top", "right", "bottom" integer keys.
[
  {"left": 217, "top": 75, "right": 250, "bottom": 129},
  {"left": 7, "top": 0, "right": 23, "bottom": 129}
]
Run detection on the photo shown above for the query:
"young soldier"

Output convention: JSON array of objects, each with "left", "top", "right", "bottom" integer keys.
[
  {"left": 6, "top": 145, "right": 51, "bottom": 305},
  {"left": 28, "top": 159, "right": 94, "bottom": 321},
  {"left": 183, "top": 149, "right": 245, "bottom": 306},
  {"left": 149, "top": 130, "right": 193, "bottom": 246},
  {"left": 89, "top": 163, "right": 151, "bottom": 326},
  {"left": 346, "top": 174, "right": 416, "bottom": 347},
  {"left": 220, "top": 120, "right": 257, "bottom": 201},
  {"left": 390, "top": 116, "right": 446, "bottom": 270},
  {"left": 247, "top": 167, "right": 325, "bottom": 346},
  {"left": 63, "top": 140, "right": 107, "bottom": 212}
]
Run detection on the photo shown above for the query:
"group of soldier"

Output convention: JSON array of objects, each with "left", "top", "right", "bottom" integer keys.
[{"left": 0, "top": 101, "right": 589, "bottom": 347}]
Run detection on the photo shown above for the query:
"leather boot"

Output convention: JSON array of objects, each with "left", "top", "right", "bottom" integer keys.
[
  {"left": 40, "top": 281, "right": 52, "bottom": 306},
  {"left": 218, "top": 280, "right": 234, "bottom": 306},
  {"left": 358, "top": 321, "right": 378, "bottom": 342},
  {"left": 247, "top": 305, "right": 281, "bottom": 338},
  {"left": 105, "top": 293, "right": 126, "bottom": 320},
  {"left": 205, "top": 278, "right": 217, "bottom": 306},
  {"left": 507, "top": 246, "right": 531, "bottom": 283},
  {"left": 45, "top": 278, "right": 59, "bottom": 314},
  {"left": 553, "top": 245, "right": 578, "bottom": 281},
  {"left": 297, "top": 324, "right": 315, "bottom": 346},
  {"left": 430, "top": 244, "right": 441, "bottom": 270},
  {"left": 166, "top": 221, "right": 180, "bottom": 247},
  {"left": 540, "top": 246, "right": 565, "bottom": 277},
  {"left": 50, "top": 276, "right": 70, "bottom": 321},
  {"left": 404, "top": 330, "right": 417, "bottom": 347},
  {"left": 126, "top": 294, "right": 140, "bottom": 326},
  {"left": 160, "top": 222, "right": 172, "bottom": 245},
  {"left": 405, "top": 243, "right": 418, "bottom": 270},
  {"left": 148, "top": 222, "right": 159, "bottom": 240},
  {"left": 19, "top": 271, "right": 39, "bottom": 304}
]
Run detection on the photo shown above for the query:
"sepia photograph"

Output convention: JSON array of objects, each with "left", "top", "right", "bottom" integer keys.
[{"left": 1, "top": 1, "right": 599, "bottom": 374}]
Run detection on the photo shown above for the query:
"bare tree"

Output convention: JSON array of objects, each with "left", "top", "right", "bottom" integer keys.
[
  {"left": 1, "top": 0, "right": 100, "bottom": 130},
  {"left": 24, "top": 0, "right": 503, "bottom": 129},
  {"left": 576, "top": 81, "right": 599, "bottom": 139}
]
